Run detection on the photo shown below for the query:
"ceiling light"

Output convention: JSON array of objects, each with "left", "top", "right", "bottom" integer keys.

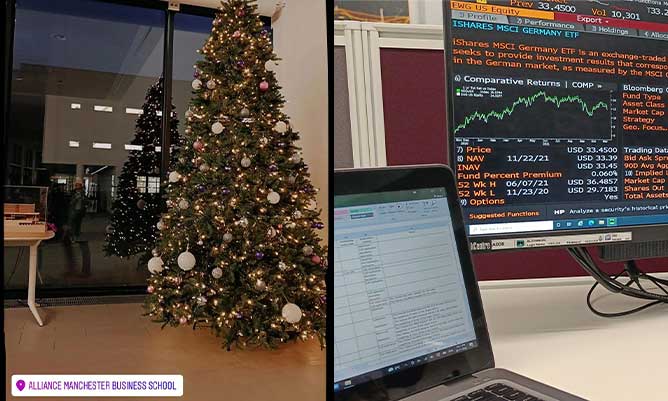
[{"left": 93, "top": 142, "right": 112, "bottom": 149}]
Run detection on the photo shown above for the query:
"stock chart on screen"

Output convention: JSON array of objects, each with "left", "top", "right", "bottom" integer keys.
[{"left": 445, "top": 0, "right": 668, "bottom": 250}]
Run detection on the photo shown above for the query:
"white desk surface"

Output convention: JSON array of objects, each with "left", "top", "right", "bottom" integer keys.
[{"left": 479, "top": 278, "right": 668, "bottom": 401}]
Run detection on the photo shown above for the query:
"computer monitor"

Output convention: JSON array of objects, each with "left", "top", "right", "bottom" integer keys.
[{"left": 443, "top": 0, "right": 668, "bottom": 259}]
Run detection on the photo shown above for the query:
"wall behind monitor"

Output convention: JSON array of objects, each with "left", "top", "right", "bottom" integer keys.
[
  {"left": 334, "top": 46, "right": 354, "bottom": 169},
  {"left": 378, "top": 47, "right": 668, "bottom": 280}
]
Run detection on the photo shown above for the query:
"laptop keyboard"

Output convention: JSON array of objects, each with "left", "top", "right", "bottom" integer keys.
[{"left": 452, "top": 383, "right": 545, "bottom": 401}]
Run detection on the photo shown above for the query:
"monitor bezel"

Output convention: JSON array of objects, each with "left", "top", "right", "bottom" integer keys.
[
  {"left": 333, "top": 165, "right": 494, "bottom": 401},
  {"left": 442, "top": 0, "right": 668, "bottom": 251}
]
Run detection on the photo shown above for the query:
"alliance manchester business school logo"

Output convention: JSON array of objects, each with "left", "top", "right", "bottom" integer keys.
[{"left": 12, "top": 375, "right": 184, "bottom": 397}]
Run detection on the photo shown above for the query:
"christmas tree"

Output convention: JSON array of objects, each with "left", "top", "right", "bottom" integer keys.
[
  {"left": 144, "top": 0, "right": 326, "bottom": 350},
  {"left": 104, "top": 78, "right": 180, "bottom": 262}
]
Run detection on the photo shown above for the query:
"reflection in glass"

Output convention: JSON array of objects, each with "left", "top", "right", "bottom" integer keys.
[
  {"left": 5, "top": 0, "right": 164, "bottom": 290},
  {"left": 172, "top": 13, "right": 215, "bottom": 135},
  {"left": 104, "top": 78, "right": 180, "bottom": 262}
]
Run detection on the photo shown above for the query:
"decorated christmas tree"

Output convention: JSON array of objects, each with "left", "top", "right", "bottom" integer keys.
[
  {"left": 144, "top": 0, "right": 326, "bottom": 349},
  {"left": 104, "top": 78, "right": 180, "bottom": 262}
]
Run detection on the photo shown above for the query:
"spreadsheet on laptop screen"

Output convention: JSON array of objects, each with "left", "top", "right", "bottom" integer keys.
[{"left": 333, "top": 188, "right": 478, "bottom": 388}]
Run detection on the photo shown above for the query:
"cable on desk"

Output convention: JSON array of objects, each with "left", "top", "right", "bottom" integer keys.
[{"left": 567, "top": 247, "right": 668, "bottom": 318}]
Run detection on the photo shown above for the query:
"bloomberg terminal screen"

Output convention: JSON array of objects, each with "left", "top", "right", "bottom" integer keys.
[{"left": 445, "top": 0, "right": 668, "bottom": 246}]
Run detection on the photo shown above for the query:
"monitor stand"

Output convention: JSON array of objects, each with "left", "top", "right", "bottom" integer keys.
[{"left": 567, "top": 247, "right": 668, "bottom": 317}]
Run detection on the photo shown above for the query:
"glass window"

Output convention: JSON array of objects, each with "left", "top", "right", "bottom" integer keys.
[
  {"left": 172, "top": 12, "right": 215, "bottom": 137},
  {"left": 5, "top": 0, "right": 165, "bottom": 292},
  {"left": 136, "top": 176, "right": 147, "bottom": 193},
  {"left": 135, "top": 175, "right": 160, "bottom": 194},
  {"left": 147, "top": 176, "right": 160, "bottom": 194}
]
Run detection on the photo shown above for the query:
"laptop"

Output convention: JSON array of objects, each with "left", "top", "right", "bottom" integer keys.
[{"left": 333, "top": 165, "right": 586, "bottom": 401}]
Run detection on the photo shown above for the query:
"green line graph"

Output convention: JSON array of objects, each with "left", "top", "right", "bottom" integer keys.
[{"left": 454, "top": 91, "right": 610, "bottom": 134}]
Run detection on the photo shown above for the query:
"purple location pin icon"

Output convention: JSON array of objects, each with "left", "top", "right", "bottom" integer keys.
[{"left": 16, "top": 379, "right": 26, "bottom": 391}]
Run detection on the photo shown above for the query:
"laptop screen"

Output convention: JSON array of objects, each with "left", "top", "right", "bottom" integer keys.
[{"left": 333, "top": 187, "right": 478, "bottom": 392}]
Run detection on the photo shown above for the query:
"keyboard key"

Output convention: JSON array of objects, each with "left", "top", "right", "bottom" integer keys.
[
  {"left": 468, "top": 389, "right": 486, "bottom": 398},
  {"left": 478, "top": 394, "right": 505, "bottom": 401},
  {"left": 505, "top": 390, "right": 527, "bottom": 400},
  {"left": 519, "top": 397, "right": 542, "bottom": 401},
  {"left": 452, "top": 396, "right": 469, "bottom": 401},
  {"left": 484, "top": 383, "right": 504, "bottom": 391},
  {"left": 490, "top": 385, "right": 513, "bottom": 396}
]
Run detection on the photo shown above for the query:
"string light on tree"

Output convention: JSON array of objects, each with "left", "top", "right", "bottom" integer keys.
[{"left": 144, "top": 0, "right": 326, "bottom": 350}]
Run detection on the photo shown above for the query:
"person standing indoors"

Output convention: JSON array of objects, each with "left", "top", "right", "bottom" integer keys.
[{"left": 66, "top": 179, "right": 87, "bottom": 242}]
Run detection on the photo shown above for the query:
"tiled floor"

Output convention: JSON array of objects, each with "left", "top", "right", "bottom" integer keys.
[{"left": 5, "top": 303, "right": 325, "bottom": 401}]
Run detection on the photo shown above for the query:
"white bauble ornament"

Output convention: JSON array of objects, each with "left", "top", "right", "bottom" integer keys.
[
  {"left": 211, "top": 267, "right": 223, "bottom": 279},
  {"left": 197, "top": 240, "right": 204, "bottom": 246},
  {"left": 275, "top": 121, "right": 288, "bottom": 133},
  {"left": 211, "top": 121, "right": 224, "bottom": 134},
  {"left": 185, "top": 109, "right": 193, "bottom": 119},
  {"left": 293, "top": 210, "right": 302, "bottom": 219},
  {"left": 240, "top": 157, "right": 251, "bottom": 168},
  {"left": 255, "top": 279, "right": 267, "bottom": 291},
  {"left": 282, "top": 303, "right": 302, "bottom": 323},
  {"left": 303, "top": 245, "right": 313, "bottom": 256},
  {"left": 265, "top": 60, "right": 277, "bottom": 71},
  {"left": 199, "top": 163, "right": 210, "bottom": 172},
  {"left": 196, "top": 295, "right": 207, "bottom": 305},
  {"left": 286, "top": 222, "right": 296, "bottom": 229},
  {"left": 178, "top": 199, "right": 190, "bottom": 210},
  {"left": 239, "top": 108, "right": 250, "bottom": 118},
  {"left": 267, "top": 227, "right": 277, "bottom": 238},
  {"left": 278, "top": 261, "right": 288, "bottom": 271},
  {"left": 148, "top": 256, "right": 164, "bottom": 274},
  {"left": 192, "top": 79, "right": 202, "bottom": 90},
  {"left": 177, "top": 251, "right": 196, "bottom": 271},
  {"left": 267, "top": 191, "right": 280, "bottom": 204},
  {"left": 137, "top": 199, "right": 146, "bottom": 209},
  {"left": 223, "top": 232, "right": 233, "bottom": 242},
  {"left": 156, "top": 220, "right": 165, "bottom": 230},
  {"left": 206, "top": 80, "right": 216, "bottom": 89},
  {"left": 168, "top": 171, "right": 181, "bottom": 183},
  {"left": 259, "top": 137, "right": 269, "bottom": 146},
  {"left": 289, "top": 153, "right": 302, "bottom": 164},
  {"left": 238, "top": 217, "right": 249, "bottom": 227},
  {"left": 152, "top": 248, "right": 159, "bottom": 257}
]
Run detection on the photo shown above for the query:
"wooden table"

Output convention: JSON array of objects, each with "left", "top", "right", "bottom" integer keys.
[{"left": 4, "top": 231, "right": 55, "bottom": 326}]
